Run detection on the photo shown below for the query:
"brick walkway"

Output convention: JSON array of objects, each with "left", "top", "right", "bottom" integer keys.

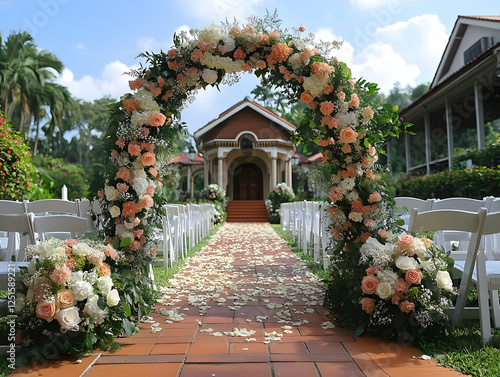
[{"left": 13, "top": 223, "right": 464, "bottom": 377}]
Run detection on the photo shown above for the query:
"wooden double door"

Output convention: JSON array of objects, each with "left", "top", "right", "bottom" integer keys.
[{"left": 233, "top": 163, "right": 263, "bottom": 200}]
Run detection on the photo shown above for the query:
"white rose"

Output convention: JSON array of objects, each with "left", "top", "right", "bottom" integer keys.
[
  {"left": 106, "top": 289, "right": 120, "bottom": 307},
  {"left": 377, "top": 269, "right": 398, "bottom": 284},
  {"left": 72, "top": 242, "right": 92, "bottom": 258},
  {"left": 55, "top": 306, "right": 81, "bottom": 332},
  {"left": 218, "top": 37, "right": 235, "bottom": 54},
  {"left": 97, "top": 276, "right": 113, "bottom": 295},
  {"left": 436, "top": 271, "right": 453, "bottom": 292},
  {"left": 15, "top": 293, "right": 25, "bottom": 313},
  {"left": 395, "top": 256, "right": 418, "bottom": 271},
  {"left": 84, "top": 294, "right": 108, "bottom": 324},
  {"left": 72, "top": 280, "right": 93, "bottom": 301},
  {"left": 104, "top": 185, "right": 119, "bottom": 201},
  {"left": 412, "top": 238, "right": 428, "bottom": 258},
  {"left": 348, "top": 211, "right": 363, "bottom": 223},
  {"left": 376, "top": 282, "right": 393, "bottom": 300},
  {"left": 133, "top": 177, "right": 148, "bottom": 197},
  {"left": 341, "top": 178, "right": 355, "bottom": 191},
  {"left": 109, "top": 205, "right": 121, "bottom": 218},
  {"left": 202, "top": 69, "right": 218, "bottom": 84}
]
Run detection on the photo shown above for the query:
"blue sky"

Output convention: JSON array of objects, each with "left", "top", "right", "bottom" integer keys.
[{"left": 1, "top": 0, "right": 497, "bottom": 135}]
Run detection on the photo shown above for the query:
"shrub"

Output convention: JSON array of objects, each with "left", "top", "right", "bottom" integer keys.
[
  {"left": 268, "top": 182, "right": 295, "bottom": 213},
  {"left": 0, "top": 111, "right": 37, "bottom": 200},
  {"left": 395, "top": 166, "right": 500, "bottom": 199},
  {"left": 31, "top": 155, "right": 89, "bottom": 200},
  {"left": 454, "top": 144, "right": 500, "bottom": 168},
  {"left": 200, "top": 184, "right": 227, "bottom": 224}
]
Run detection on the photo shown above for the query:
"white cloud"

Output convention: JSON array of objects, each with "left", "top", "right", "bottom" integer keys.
[
  {"left": 350, "top": 0, "right": 410, "bottom": 10},
  {"left": 176, "top": 0, "right": 263, "bottom": 23},
  {"left": 57, "top": 61, "right": 139, "bottom": 101},
  {"left": 313, "top": 27, "right": 419, "bottom": 93},
  {"left": 375, "top": 14, "right": 448, "bottom": 82},
  {"left": 75, "top": 43, "right": 86, "bottom": 50}
]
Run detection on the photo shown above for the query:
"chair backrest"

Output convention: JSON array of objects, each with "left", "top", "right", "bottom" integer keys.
[
  {"left": 488, "top": 199, "right": 500, "bottom": 213},
  {"left": 394, "top": 197, "right": 434, "bottom": 215},
  {"left": 32, "top": 214, "right": 90, "bottom": 242},
  {"left": 0, "top": 213, "right": 35, "bottom": 260},
  {"left": 482, "top": 211, "right": 500, "bottom": 236},
  {"left": 409, "top": 207, "right": 487, "bottom": 234},
  {"left": 431, "top": 197, "right": 488, "bottom": 212},
  {"left": 25, "top": 199, "right": 80, "bottom": 215},
  {"left": 0, "top": 200, "right": 28, "bottom": 215}
]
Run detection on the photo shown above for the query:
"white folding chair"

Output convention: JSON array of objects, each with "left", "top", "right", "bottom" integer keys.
[
  {"left": 310, "top": 202, "right": 321, "bottom": 263},
  {"left": 31, "top": 214, "right": 91, "bottom": 243},
  {"left": 302, "top": 201, "right": 313, "bottom": 256},
  {"left": 25, "top": 199, "right": 80, "bottom": 215},
  {"left": 0, "top": 213, "right": 35, "bottom": 290},
  {"left": 320, "top": 202, "right": 333, "bottom": 269},
  {"left": 0, "top": 200, "right": 29, "bottom": 261},
  {"left": 408, "top": 207, "right": 490, "bottom": 344},
  {"left": 394, "top": 197, "right": 434, "bottom": 229}
]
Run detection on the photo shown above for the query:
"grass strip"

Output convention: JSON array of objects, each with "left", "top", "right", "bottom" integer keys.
[{"left": 153, "top": 224, "right": 221, "bottom": 287}]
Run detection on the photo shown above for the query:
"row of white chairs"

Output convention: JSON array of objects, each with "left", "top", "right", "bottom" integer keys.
[
  {"left": 279, "top": 201, "right": 332, "bottom": 269},
  {"left": 409, "top": 207, "right": 500, "bottom": 344},
  {"left": 395, "top": 196, "right": 500, "bottom": 261},
  {"left": 159, "top": 203, "right": 216, "bottom": 271}
]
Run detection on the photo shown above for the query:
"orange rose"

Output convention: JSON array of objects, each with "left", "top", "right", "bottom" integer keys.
[
  {"left": 122, "top": 99, "right": 140, "bottom": 114},
  {"left": 361, "top": 275, "right": 379, "bottom": 295},
  {"left": 149, "top": 112, "right": 166, "bottom": 127},
  {"left": 320, "top": 101, "right": 334, "bottom": 116},
  {"left": 329, "top": 186, "right": 344, "bottom": 202},
  {"left": 339, "top": 127, "right": 358, "bottom": 143},
  {"left": 56, "top": 289, "right": 77, "bottom": 309},
  {"left": 368, "top": 192, "right": 382, "bottom": 203},
  {"left": 140, "top": 152, "right": 156, "bottom": 166},
  {"left": 36, "top": 300, "right": 58, "bottom": 322},
  {"left": 405, "top": 269, "right": 422, "bottom": 285},
  {"left": 300, "top": 91, "right": 313, "bottom": 104},
  {"left": 99, "top": 262, "right": 111, "bottom": 276}
]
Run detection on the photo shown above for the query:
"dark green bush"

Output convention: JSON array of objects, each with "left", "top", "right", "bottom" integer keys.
[
  {"left": 454, "top": 144, "right": 500, "bottom": 168},
  {"left": 395, "top": 166, "right": 500, "bottom": 199}
]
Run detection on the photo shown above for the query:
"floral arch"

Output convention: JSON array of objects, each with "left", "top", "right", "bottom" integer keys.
[{"left": 90, "top": 14, "right": 453, "bottom": 343}]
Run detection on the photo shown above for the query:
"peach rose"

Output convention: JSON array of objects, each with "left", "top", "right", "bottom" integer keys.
[
  {"left": 364, "top": 219, "right": 376, "bottom": 229},
  {"left": 405, "top": 269, "right": 422, "bottom": 285},
  {"left": 99, "top": 262, "right": 111, "bottom": 277},
  {"left": 339, "top": 128, "right": 358, "bottom": 144},
  {"left": 129, "top": 240, "right": 141, "bottom": 251},
  {"left": 322, "top": 115, "right": 339, "bottom": 129},
  {"left": 56, "top": 289, "right": 77, "bottom": 309},
  {"left": 397, "top": 234, "right": 414, "bottom": 250},
  {"left": 49, "top": 264, "right": 71, "bottom": 286},
  {"left": 320, "top": 101, "right": 334, "bottom": 116},
  {"left": 361, "top": 275, "right": 379, "bottom": 295},
  {"left": 256, "top": 60, "right": 266, "bottom": 69},
  {"left": 337, "top": 91, "right": 346, "bottom": 101},
  {"left": 122, "top": 201, "right": 138, "bottom": 217},
  {"left": 116, "top": 168, "right": 131, "bottom": 182},
  {"left": 139, "top": 195, "right": 154, "bottom": 209},
  {"left": 36, "top": 300, "right": 58, "bottom": 322},
  {"left": 146, "top": 186, "right": 156, "bottom": 196},
  {"left": 115, "top": 139, "right": 125, "bottom": 149},
  {"left": 140, "top": 152, "right": 156, "bottom": 166},
  {"left": 361, "top": 297, "right": 375, "bottom": 314},
  {"left": 150, "top": 112, "right": 166, "bottom": 127},
  {"left": 116, "top": 183, "right": 129, "bottom": 192},
  {"left": 323, "top": 84, "right": 334, "bottom": 94},
  {"left": 399, "top": 300, "right": 415, "bottom": 313},
  {"left": 300, "top": 91, "right": 313, "bottom": 104},
  {"left": 329, "top": 186, "right": 344, "bottom": 202},
  {"left": 129, "top": 78, "right": 146, "bottom": 91},
  {"left": 122, "top": 98, "right": 140, "bottom": 114},
  {"left": 348, "top": 93, "right": 360, "bottom": 108},
  {"left": 366, "top": 266, "right": 378, "bottom": 276}
]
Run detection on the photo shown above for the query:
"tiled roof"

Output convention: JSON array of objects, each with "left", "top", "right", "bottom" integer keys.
[
  {"left": 171, "top": 152, "right": 204, "bottom": 165},
  {"left": 460, "top": 15, "right": 500, "bottom": 22}
]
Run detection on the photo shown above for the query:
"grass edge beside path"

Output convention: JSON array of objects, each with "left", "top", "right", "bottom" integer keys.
[{"left": 269, "top": 223, "right": 500, "bottom": 377}]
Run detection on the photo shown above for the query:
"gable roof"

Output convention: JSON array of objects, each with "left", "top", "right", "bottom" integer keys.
[
  {"left": 193, "top": 98, "right": 296, "bottom": 142},
  {"left": 431, "top": 15, "right": 500, "bottom": 89}
]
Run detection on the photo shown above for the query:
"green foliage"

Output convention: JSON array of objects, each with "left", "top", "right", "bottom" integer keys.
[
  {"left": 268, "top": 182, "right": 295, "bottom": 213},
  {"left": 454, "top": 144, "right": 500, "bottom": 168},
  {"left": 394, "top": 166, "right": 500, "bottom": 199},
  {"left": 0, "top": 111, "right": 37, "bottom": 200},
  {"left": 30, "top": 155, "right": 89, "bottom": 200},
  {"left": 199, "top": 184, "right": 227, "bottom": 224}
]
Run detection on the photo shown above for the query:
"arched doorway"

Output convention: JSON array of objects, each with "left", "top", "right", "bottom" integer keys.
[{"left": 233, "top": 163, "right": 263, "bottom": 200}]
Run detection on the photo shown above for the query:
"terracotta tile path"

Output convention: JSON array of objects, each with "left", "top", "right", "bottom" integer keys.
[{"left": 13, "top": 223, "right": 465, "bottom": 377}]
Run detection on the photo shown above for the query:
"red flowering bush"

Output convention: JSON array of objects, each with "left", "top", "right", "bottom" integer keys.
[{"left": 0, "top": 111, "right": 36, "bottom": 200}]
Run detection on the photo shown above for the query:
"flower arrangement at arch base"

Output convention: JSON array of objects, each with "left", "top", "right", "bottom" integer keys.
[
  {"left": 14, "top": 238, "right": 147, "bottom": 364},
  {"left": 200, "top": 183, "right": 228, "bottom": 224},
  {"left": 354, "top": 234, "right": 456, "bottom": 342}
]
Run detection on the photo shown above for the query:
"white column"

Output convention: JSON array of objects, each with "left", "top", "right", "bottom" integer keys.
[
  {"left": 187, "top": 166, "right": 192, "bottom": 197},
  {"left": 204, "top": 159, "right": 208, "bottom": 186},
  {"left": 424, "top": 109, "right": 431, "bottom": 175},
  {"left": 474, "top": 80, "right": 485, "bottom": 150},
  {"left": 271, "top": 157, "right": 277, "bottom": 189},
  {"left": 285, "top": 160, "right": 291, "bottom": 187},
  {"left": 218, "top": 158, "right": 224, "bottom": 188},
  {"left": 190, "top": 174, "right": 194, "bottom": 198},
  {"left": 445, "top": 99, "right": 454, "bottom": 171}
]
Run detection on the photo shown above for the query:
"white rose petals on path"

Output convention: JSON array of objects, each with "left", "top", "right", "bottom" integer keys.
[
  {"left": 321, "top": 321, "right": 336, "bottom": 329},
  {"left": 140, "top": 315, "right": 155, "bottom": 323},
  {"left": 160, "top": 308, "right": 185, "bottom": 323},
  {"left": 245, "top": 338, "right": 257, "bottom": 342},
  {"left": 150, "top": 323, "right": 162, "bottom": 333}
]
